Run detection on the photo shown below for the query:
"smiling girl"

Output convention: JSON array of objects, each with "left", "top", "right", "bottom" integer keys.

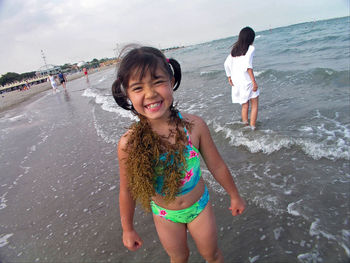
[{"left": 112, "top": 45, "right": 245, "bottom": 263}]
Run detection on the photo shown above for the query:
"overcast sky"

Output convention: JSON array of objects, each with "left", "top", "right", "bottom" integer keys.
[{"left": 0, "top": 0, "right": 348, "bottom": 75}]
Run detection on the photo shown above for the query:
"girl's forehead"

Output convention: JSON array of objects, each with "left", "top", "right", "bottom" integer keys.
[{"left": 129, "top": 66, "right": 168, "bottom": 82}]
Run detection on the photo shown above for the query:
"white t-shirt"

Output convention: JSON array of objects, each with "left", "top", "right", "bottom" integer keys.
[
  {"left": 224, "top": 45, "right": 258, "bottom": 104},
  {"left": 49, "top": 76, "right": 56, "bottom": 84},
  {"left": 224, "top": 45, "right": 255, "bottom": 87}
]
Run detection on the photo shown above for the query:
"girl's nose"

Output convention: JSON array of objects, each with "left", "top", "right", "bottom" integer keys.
[{"left": 144, "top": 86, "right": 157, "bottom": 98}]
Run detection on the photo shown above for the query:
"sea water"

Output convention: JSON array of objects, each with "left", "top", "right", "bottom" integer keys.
[{"left": 82, "top": 16, "right": 350, "bottom": 262}]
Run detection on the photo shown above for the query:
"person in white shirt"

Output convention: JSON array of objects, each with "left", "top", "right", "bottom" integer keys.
[
  {"left": 48, "top": 74, "right": 58, "bottom": 93},
  {"left": 224, "top": 27, "right": 259, "bottom": 130}
]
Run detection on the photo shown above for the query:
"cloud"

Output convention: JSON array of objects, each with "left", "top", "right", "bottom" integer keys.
[{"left": 0, "top": 0, "right": 348, "bottom": 74}]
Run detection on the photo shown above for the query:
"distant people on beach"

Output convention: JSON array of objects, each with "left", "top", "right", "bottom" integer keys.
[
  {"left": 83, "top": 67, "right": 89, "bottom": 82},
  {"left": 57, "top": 72, "right": 67, "bottom": 89},
  {"left": 224, "top": 26, "right": 259, "bottom": 130},
  {"left": 25, "top": 80, "right": 30, "bottom": 90},
  {"left": 112, "top": 45, "right": 245, "bottom": 262},
  {"left": 48, "top": 74, "right": 58, "bottom": 93}
]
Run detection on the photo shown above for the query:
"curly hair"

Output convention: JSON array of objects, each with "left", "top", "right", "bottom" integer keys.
[{"left": 123, "top": 107, "right": 192, "bottom": 211}]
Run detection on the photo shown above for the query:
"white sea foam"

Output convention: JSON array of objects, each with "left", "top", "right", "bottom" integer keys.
[
  {"left": 297, "top": 250, "right": 321, "bottom": 263},
  {"left": 200, "top": 71, "right": 210, "bottom": 76},
  {"left": 83, "top": 87, "right": 136, "bottom": 120},
  {"left": 9, "top": 114, "right": 25, "bottom": 122},
  {"left": 287, "top": 199, "right": 304, "bottom": 217},
  {"left": 254, "top": 70, "right": 264, "bottom": 77},
  {"left": 201, "top": 168, "right": 226, "bottom": 195},
  {"left": 98, "top": 76, "right": 107, "bottom": 82},
  {"left": 109, "top": 185, "right": 117, "bottom": 191},
  {"left": 252, "top": 194, "right": 285, "bottom": 215},
  {"left": 210, "top": 118, "right": 350, "bottom": 160},
  {"left": 29, "top": 145, "right": 36, "bottom": 152},
  {"left": 0, "top": 114, "right": 26, "bottom": 124},
  {"left": 309, "top": 218, "right": 350, "bottom": 257},
  {"left": 0, "top": 233, "right": 13, "bottom": 248},
  {"left": 249, "top": 255, "right": 260, "bottom": 263},
  {"left": 211, "top": 94, "right": 224, "bottom": 99},
  {"left": 0, "top": 192, "right": 8, "bottom": 210},
  {"left": 82, "top": 88, "right": 97, "bottom": 98}
]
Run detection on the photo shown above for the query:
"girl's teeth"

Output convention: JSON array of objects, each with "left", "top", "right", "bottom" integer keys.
[{"left": 148, "top": 103, "right": 160, "bottom": 109}]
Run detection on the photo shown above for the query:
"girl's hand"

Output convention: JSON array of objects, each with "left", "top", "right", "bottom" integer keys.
[
  {"left": 252, "top": 81, "right": 258, "bottom": 92},
  {"left": 229, "top": 196, "right": 246, "bottom": 216},
  {"left": 228, "top": 77, "right": 233, "bottom": 86},
  {"left": 123, "top": 230, "right": 143, "bottom": 251}
]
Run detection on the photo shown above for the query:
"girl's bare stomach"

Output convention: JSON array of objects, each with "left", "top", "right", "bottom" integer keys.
[{"left": 151, "top": 178, "right": 205, "bottom": 210}]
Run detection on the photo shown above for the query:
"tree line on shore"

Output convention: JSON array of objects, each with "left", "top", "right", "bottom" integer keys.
[{"left": 0, "top": 57, "right": 115, "bottom": 86}]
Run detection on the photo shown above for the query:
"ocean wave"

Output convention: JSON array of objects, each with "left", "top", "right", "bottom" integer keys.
[
  {"left": 258, "top": 68, "right": 350, "bottom": 87},
  {"left": 309, "top": 219, "right": 350, "bottom": 257},
  {"left": 91, "top": 107, "right": 118, "bottom": 145},
  {"left": 209, "top": 119, "right": 350, "bottom": 161},
  {"left": 294, "top": 34, "right": 343, "bottom": 47},
  {"left": 82, "top": 88, "right": 136, "bottom": 120},
  {"left": 199, "top": 70, "right": 222, "bottom": 77}
]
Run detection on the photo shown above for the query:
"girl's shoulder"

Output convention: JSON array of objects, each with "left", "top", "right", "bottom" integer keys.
[
  {"left": 247, "top": 45, "right": 255, "bottom": 54},
  {"left": 182, "top": 112, "right": 201, "bottom": 123},
  {"left": 225, "top": 54, "right": 233, "bottom": 63},
  {"left": 181, "top": 113, "right": 208, "bottom": 131},
  {"left": 118, "top": 129, "right": 132, "bottom": 153}
]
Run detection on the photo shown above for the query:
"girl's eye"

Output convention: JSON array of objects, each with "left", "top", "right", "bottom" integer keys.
[
  {"left": 131, "top": 86, "right": 142, "bottom": 92},
  {"left": 154, "top": 80, "right": 166, "bottom": 85}
]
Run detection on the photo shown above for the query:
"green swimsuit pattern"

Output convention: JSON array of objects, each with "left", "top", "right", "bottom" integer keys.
[{"left": 150, "top": 112, "right": 209, "bottom": 223}]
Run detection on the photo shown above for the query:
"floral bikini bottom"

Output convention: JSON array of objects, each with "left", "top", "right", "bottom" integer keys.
[{"left": 150, "top": 186, "right": 209, "bottom": 224}]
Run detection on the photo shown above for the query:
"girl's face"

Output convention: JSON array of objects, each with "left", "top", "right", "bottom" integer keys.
[{"left": 127, "top": 67, "right": 174, "bottom": 122}]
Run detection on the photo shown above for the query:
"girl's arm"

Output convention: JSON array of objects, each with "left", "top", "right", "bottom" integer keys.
[
  {"left": 224, "top": 55, "right": 234, "bottom": 86},
  {"left": 118, "top": 135, "right": 143, "bottom": 251},
  {"left": 247, "top": 68, "right": 258, "bottom": 92},
  {"left": 227, "top": 76, "right": 233, "bottom": 86},
  {"left": 195, "top": 116, "right": 245, "bottom": 216}
]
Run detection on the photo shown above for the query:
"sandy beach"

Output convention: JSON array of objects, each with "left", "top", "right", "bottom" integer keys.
[
  {"left": 0, "top": 64, "right": 116, "bottom": 113},
  {"left": 0, "top": 72, "right": 86, "bottom": 112}
]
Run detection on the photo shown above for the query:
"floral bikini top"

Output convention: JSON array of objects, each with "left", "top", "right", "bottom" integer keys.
[{"left": 153, "top": 112, "right": 201, "bottom": 196}]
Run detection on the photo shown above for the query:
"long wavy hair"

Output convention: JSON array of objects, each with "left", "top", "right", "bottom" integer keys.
[{"left": 230, "top": 27, "right": 255, "bottom": 57}]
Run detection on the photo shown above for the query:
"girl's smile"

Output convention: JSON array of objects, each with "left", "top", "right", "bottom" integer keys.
[{"left": 145, "top": 101, "right": 163, "bottom": 111}]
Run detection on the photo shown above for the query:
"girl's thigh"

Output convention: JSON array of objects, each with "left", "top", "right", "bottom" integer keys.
[
  {"left": 153, "top": 214, "right": 189, "bottom": 257},
  {"left": 187, "top": 202, "right": 219, "bottom": 255}
]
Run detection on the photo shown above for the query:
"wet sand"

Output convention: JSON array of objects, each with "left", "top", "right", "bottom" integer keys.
[{"left": 0, "top": 75, "right": 122, "bottom": 262}]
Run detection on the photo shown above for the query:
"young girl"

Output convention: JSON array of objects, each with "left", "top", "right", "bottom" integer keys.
[
  {"left": 224, "top": 27, "right": 259, "bottom": 130},
  {"left": 112, "top": 45, "right": 245, "bottom": 263}
]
